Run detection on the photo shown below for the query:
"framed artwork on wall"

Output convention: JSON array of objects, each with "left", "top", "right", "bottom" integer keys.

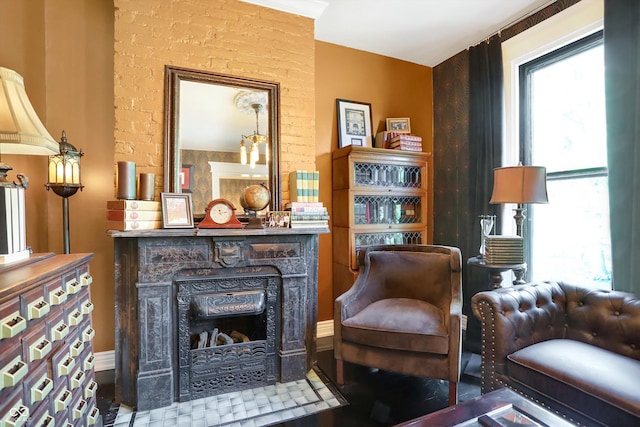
[
  {"left": 180, "top": 164, "right": 194, "bottom": 193},
  {"left": 386, "top": 117, "right": 411, "bottom": 134},
  {"left": 336, "top": 99, "right": 373, "bottom": 148}
]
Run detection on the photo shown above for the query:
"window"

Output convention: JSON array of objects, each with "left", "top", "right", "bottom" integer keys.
[{"left": 519, "top": 30, "right": 611, "bottom": 288}]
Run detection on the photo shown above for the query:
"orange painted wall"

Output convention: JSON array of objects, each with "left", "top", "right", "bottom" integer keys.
[{"left": 314, "top": 41, "right": 433, "bottom": 319}]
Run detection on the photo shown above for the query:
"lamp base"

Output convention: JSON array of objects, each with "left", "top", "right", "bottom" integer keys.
[{"left": 0, "top": 249, "right": 30, "bottom": 265}]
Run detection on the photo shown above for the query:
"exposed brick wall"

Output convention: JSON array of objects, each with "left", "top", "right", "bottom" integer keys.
[{"left": 114, "top": 0, "right": 316, "bottom": 203}]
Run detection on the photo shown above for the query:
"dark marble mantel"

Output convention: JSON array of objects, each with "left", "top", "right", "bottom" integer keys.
[{"left": 110, "top": 227, "right": 328, "bottom": 411}]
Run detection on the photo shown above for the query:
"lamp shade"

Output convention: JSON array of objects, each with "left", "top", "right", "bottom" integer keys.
[
  {"left": 489, "top": 166, "right": 549, "bottom": 204},
  {"left": 0, "top": 67, "right": 58, "bottom": 155}
]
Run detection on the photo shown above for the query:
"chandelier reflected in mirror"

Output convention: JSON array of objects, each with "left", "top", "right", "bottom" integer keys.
[{"left": 235, "top": 91, "right": 268, "bottom": 169}]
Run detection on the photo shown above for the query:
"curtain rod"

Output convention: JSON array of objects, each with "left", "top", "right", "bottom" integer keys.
[{"left": 476, "top": 0, "right": 559, "bottom": 45}]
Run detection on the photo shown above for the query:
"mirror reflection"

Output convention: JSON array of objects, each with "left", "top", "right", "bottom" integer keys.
[{"left": 164, "top": 66, "right": 280, "bottom": 217}]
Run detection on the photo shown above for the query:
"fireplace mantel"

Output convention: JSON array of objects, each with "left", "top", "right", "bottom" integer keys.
[{"left": 110, "top": 227, "right": 328, "bottom": 411}]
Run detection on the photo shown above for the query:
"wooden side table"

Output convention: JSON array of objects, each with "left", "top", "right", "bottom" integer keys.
[{"left": 468, "top": 256, "right": 526, "bottom": 289}]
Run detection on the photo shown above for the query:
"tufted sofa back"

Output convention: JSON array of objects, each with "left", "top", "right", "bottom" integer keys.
[{"left": 560, "top": 281, "right": 640, "bottom": 360}]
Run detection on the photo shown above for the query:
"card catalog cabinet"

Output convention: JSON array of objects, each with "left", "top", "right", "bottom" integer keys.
[
  {"left": 0, "top": 253, "right": 101, "bottom": 427},
  {"left": 332, "top": 146, "right": 431, "bottom": 296}
]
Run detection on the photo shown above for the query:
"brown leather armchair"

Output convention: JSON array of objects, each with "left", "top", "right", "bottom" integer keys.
[{"left": 334, "top": 244, "right": 463, "bottom": 406}]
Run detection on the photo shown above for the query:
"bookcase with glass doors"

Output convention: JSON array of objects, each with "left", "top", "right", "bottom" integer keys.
[{"left": 332, "top": 146, "right": 431, "bottom": 297}]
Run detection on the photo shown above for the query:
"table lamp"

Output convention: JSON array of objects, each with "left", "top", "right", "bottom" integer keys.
[{"left": 489, "top": 165, "right": 548, "bottom": 237}]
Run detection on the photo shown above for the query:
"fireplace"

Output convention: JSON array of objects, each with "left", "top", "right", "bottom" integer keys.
[
  {"left": 175, "top": 266, "right": 280, "bottom": 401},
  {"left": 111, "top": 230, "right": 324, "bottom": 411}
]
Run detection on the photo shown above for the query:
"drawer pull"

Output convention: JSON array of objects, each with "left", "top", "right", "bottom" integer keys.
[
  {"left": 53, "top": 389, "right": 71, "bottom": 412},
  {"left": 29, "top": 337, "right": 52, "bottom": 362},
  {"left": 83, "top": 354, "right": 96, "bottom": 371},
  {"left": 0, "top": 402, "right": 29, "bottom": 427},
  {"left": 51, "top": 321, "right": 69, "bottom": 341},
  {"left": 80, "top": 272, "right": 93, "bottom": 287},
  {"left": 82, "top": 326, "right": 95, "bottom": 342},
  {"left": 1, "top": 311, "right": 27, "bottom": 339},
  {"left": 70, "top": 370, "right": 85, "bottom": 389},
  {"left": 87, "top": 406, "right": 100, "bottom": 425},
  {"left": 70, "top": 338, "right": 84, "bottom": 357},
  {"left": 58, "top": 355, "right": 75, "bottom": 376},
  {"left": 49, "top": 287, "right": 67, "bottom": 305},
  {"left": 71, "top": 398, "right": 87, "bottom": 420},
  {"left": 1, "top": 357, "right": 28, "bottom": 390},
  {"left": 65, "top": 278, "right": 81, "bottom": 295},
  {"left": 68, "top": 309, "right": 83, "bottom": 327},
  {"left": 30, "top": 375, "right": 53, "bottom": 403},
  {"left": 84, "top": 379, "right": 98, "bottom": 398},
  {"left": 33, "top": 414, "right": 54, "bottom": 427},
  {"left": 81, "top": 301, "right": 94, "bottom": 315},
  {"left": 28, "top": 298, "right": 50, "bottom": 320}
]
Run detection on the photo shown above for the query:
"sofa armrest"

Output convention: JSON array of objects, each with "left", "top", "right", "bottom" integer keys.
[{"left": 471, "top": 281, "right": 567, "bottom": 392}]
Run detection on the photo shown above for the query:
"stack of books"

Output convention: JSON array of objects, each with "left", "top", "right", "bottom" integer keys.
[
  {"left": 106, "top": 199, "right": 162, "bottom": 230},
  {"left": 485, "top": 235, "right": 524, "bottom": 264},
  {"left": 289, "top": 170, "right": 319, "bottom": 202},
  {"left": 285, "top": 201, "right": 329, "bottom": 229},
  {"left": 374, "top": 131, "right": 404, "bottom": 148},
  {"left": 389, "top": 134, "right": 422, "bottom": 152}
]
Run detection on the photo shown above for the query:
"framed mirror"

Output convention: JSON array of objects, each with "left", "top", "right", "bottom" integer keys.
[{"left": 164, "top": 65, "right": 281, "bottom": 217}]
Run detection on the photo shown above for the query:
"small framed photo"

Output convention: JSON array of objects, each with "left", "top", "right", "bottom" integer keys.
[
  {"left": 266, "top": 211, "right": 291, "bottom": 228},
  {"left": 336, "top": 99, "right": 373, "bottom": 148},
  {"left": 386, "top": 117, "right": 411, "bottom": 134},
  {"left": 181, "top": 164, "right": 194, "bottom": 193},
  {"left": 161, "top": 192, "right": 194, "bottom": 228}
]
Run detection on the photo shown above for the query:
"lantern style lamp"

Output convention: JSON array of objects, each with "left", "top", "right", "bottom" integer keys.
[{"left": 45, "top": 131, "right": 83, "bottom": 254}]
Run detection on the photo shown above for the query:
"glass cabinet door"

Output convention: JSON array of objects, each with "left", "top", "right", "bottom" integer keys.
[
  {"left": 353, "top": 195, "right": 422, "bottom": 225},
  {"left": 353, "top": 162, "right": 423, "bottom": 189}
]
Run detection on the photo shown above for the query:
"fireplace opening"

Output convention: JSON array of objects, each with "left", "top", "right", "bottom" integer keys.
[{"left": 175, "top": 267, "right": 280, "bottom": 402}]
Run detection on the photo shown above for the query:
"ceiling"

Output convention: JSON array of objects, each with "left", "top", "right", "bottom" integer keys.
[{"left": 243, "top": 0, "right": 556, "bottom": 67}]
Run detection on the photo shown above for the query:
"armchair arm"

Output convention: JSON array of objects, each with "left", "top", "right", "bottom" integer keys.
[{"left": 471, "top": 281, "right": 567, "bottom": 392}]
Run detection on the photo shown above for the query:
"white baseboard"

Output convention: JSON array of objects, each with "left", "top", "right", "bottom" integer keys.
[{"left": 94, "top": 320, "right": 337, "bottom": 372}]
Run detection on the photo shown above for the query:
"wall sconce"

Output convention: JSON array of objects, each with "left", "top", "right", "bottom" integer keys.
[
  {"left": 0, "top": 67, "right": 59, "bottom": 263},
  {"left": 45, "top": 131, "right": 84, "bottom": 254}
]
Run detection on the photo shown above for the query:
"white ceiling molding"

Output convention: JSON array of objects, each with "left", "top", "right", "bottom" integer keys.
[{"left": 240, "top": 0, "right": 328, "bottom": 19}]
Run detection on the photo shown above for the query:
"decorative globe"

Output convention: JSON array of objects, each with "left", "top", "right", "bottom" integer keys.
[{"left": 240, "top": 183, "right": 271, "bottom": 212}]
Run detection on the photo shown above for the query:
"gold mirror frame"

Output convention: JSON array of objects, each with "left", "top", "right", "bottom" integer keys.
[{"left": 163, "top": 65, "right": 281, "bottom": 214}]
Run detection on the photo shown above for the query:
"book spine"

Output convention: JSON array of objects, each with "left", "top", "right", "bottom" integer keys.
[
  {"left": 17, "top": 187, "right": 26, "bottom": 251},
  {"left": 390, "top": 135, "right": 422, "bottom": 143},
  {"left": 290, "top": 214, "right": 330, "bottom": 221},
  {"left": 106, "top": 200, "right": 161, "bottom": 211},
  {"left": 310, "top": 171, "right": 319, "bottom": 202},
  {"left": 106, "top": 219, "right": 163, "bottom": 231},
  {"left": 106, "top": 209, "right": 163, "bottom": 221},
  {"left": 9, "top": 187, "right": 19, "bottom": 253}
]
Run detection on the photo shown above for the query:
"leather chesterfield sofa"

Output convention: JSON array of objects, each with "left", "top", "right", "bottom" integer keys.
[{"left": 471, "top": 281, "right": 640, "bottom": 426}]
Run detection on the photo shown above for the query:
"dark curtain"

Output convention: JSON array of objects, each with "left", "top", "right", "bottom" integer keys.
[
  {"left": 463, "top": 35, "right": 504, "bottom": 352},
  {"left": 604, "top": 0, "right": 640, "bottom": 294}
]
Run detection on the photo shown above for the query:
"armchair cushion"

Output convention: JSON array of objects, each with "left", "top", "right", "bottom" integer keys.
[{"left": 342, "top": 297, "right": 448, "bottom": 353}]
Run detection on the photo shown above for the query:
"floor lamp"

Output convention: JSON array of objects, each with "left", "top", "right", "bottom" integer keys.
[
  {"left": 45, "top": 131, "right": 83, "bottom": 254},
  {"left": 0, "top": 67, "right": 60, "bottom": 263}
]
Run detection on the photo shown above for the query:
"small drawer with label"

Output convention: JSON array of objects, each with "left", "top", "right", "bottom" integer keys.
[
  {"left": 47, "top": 285, "right": 67, "bottom": 306},
  {"left": 23, "top": 363, "right": 53, "bottom": 406},
  {"left": 0, "top": 311, "right": 27, "bottom": 340},
  {"left": 50, "top": 382, "right": 72, "bottom": 414},
  {"left": 68, "top": 367, "right": 85, "bottom": 391},
  {"left": 86, "top": 405, "right": 100, "bottom": 425},
  {"left": 21, "top": 322, "right": 52, "bottom": 363},
  {"left": 69, "top": 338, "right": 84, "bottom": 358},
  {"left": 29, "top": 397, "right": 54, "bottom": 427},
  {"left": 0, "top": 387, "right": 29, "bottom": 427},
  {"left": 82, "top": 352, "right": 95, "bottom": 372},
  {"left": 64, "top": 277, "right": 81, "bottom": 295},
  {"left": 32, "top": 412, "right": 55, "bottom": 427},
  {"left": 69, "top": 393, "right": 87, "bottom": 421},
  {"left": 0, "top": 355, "right": 28, "bottom": 391},
  {"left": 83, "top": 379, "right": 98, "bottom": 399},
  {"left": 80, "top": 300, "right": 94, "bottom": 316},
  {"left": 27, "top": 298, "right": 50, "bottom": 321},
  {"left": 81, "top": 324, "right": 95, "bottom": 343},
  {"left": 51, "top": 347, "right": 75, "bottom": 381},
  {"left": 79, "top": 271, "right": 93, "bottom": 287}
]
